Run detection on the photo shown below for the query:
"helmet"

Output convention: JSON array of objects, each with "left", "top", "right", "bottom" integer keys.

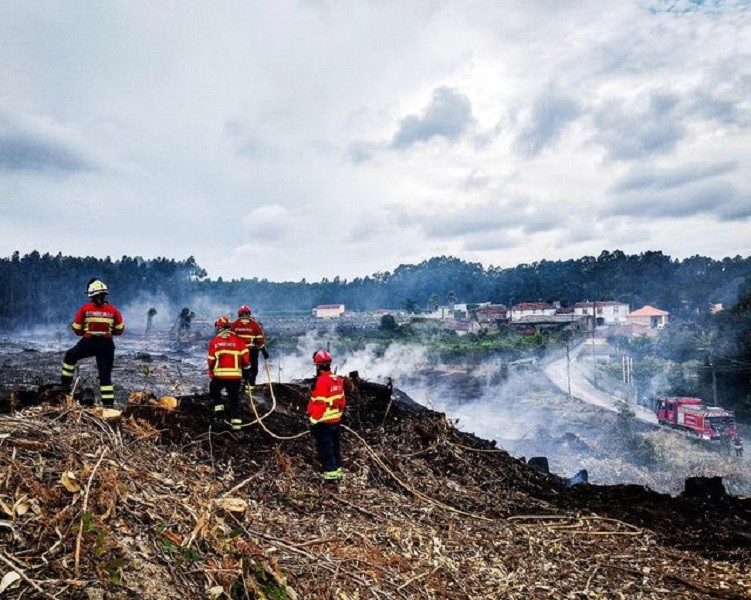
[
  {"left": 214, "top": 315, "right": 231, "bottom": 329},
  {"left": 313, "top": 349, "right": 332, "bottom": 365},
  {"left": 87, "top": 279, "right": 109, "bottom": 297},
  {"left": 237, "top": 305, "right": 252, "bottom": 316}
]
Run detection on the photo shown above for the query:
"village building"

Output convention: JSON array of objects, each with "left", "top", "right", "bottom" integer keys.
[
  {"left": 423, "top": 306, "right": 455, "bottom": 320},
  {"left": 573, "top": 300, "right": 630, "bottom": 325},
  {"left": 512, "top": 313, "right": 591, "bottom": 334},
  {"left": 474, "top": 305, "right": 509, "bottom": 325},
  {"left": 510, "top": 302, "right": 557, "bottom": 322},
  {"left": 312, "top": 304, "right": 345, "bottom": 318},
  {"left": 627, "top": 305, "right": 669, "bottom": 329}
]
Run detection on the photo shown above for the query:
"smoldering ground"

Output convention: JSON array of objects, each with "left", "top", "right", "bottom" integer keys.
[{"left": 3, "top": 320, "right": 750, "bottom": 497}]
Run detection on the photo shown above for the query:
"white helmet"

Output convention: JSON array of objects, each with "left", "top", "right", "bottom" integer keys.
[{"left": 87, "top": 279, "right": 109, "bottom": 297}]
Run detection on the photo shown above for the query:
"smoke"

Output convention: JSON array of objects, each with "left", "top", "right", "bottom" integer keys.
[
  {"left": 56, "top": 305, "right": 746, "bottom": 497},
  {"left": 120, "top": 293, "right": 174, "bottom": 336},
  {"left": 258, "top": 335, "right": 751, "bottom": 496},
  {"left": 263, "top": 334, "right": 431, "bottom": 384}
]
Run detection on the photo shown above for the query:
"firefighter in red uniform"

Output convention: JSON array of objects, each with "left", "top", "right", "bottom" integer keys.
[
  {"left": 60, "top": 278, "right": 125, "bottom": 406},
  {"left": 308, "top": 350, "right": 346, "bottom": 484},
  {"left": 231, "top": 305, "right": 269, "bottom": 390},
  {"left": 208, "top": 316, "right": 250, "bottom": 432}
]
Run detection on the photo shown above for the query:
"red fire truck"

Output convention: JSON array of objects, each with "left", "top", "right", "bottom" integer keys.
[{"left": 655, "top": 397, "right": 740, "bottom": 443}]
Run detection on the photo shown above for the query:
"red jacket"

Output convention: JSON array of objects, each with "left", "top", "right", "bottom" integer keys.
[
  {"left": 71, "top": 303, "right": 125, "bottom": 338},
  {"left": 231, "top": 317, "right": 266, "bottom": 349},
  {"left": 307, "top": 370, "right": 346, "bottom": 424},
  {"left": 207, "top": 331, "right": 250, "bottom": 379}
]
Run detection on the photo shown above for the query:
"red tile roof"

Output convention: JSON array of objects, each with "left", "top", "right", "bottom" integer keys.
[{"left": 629, "top": 305, "right": 669, "bottom": 317}]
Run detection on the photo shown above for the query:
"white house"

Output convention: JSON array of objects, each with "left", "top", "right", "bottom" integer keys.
[
  {"left": 627, "top": 305, "right": 669, "bottom": 329},
  {"left": 312, "top": 304, "right": 345, "bottom": 318},
  {"left": 574, "top": 301, "right": 630, "bottom": 325},
  {"left": 510, "top": 302, "right": 557, "bottom": 322}
]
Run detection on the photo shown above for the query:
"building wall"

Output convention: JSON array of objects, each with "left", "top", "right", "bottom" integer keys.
[
  {"left": 574, "top": 303, "right": 630, "bottom": 324},
  {"left": 313, "top": 305, "right": 345, "bottom": 318}
]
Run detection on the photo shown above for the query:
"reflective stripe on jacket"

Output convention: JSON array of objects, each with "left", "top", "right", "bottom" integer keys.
[
  {"left": 71, "top": 303, "right": 125, "bottom": 338},
  {"left": 308, "top": 371, "right": 346, "bottom": 424},
  {"left": 207, "top": 331, "right": 250, "bottom": 379},
  {"left": 231, "top": 317, "right": 266, "bottom": 349}
]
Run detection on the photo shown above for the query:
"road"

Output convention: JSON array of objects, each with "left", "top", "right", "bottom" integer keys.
[{"left": 543, "top": 343, "right": 658, "bottom": 425}]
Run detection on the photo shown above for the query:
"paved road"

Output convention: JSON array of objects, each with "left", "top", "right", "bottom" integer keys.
[{"left": 543, "top": 343, "right": 658, "bottom": 425}]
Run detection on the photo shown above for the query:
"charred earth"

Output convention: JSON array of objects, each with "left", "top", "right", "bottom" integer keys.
[{"left": 0, "top": 340, "right": 750, "bottom": 599}]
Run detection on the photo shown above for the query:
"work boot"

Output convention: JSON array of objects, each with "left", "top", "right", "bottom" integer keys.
[
  {"left": 323, "top": 470, "right": 341, "bottom": 487},
  {"left": 212, "top": 404, "right": 226, "bottom": 428},
  {"left": 80, "top": 389, "right": 96, "bottom": 407}
]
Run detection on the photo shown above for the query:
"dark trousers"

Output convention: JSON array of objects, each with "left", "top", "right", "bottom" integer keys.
[
  {"left": 248, "top": 347, "right": 260, "bottom": 386},
  {"left": 61, "top": 337, "right": 116, "bottom": 404},
  {"left": 311, "top": 422, "right": 341, "bottom": 474},
  {"left": 62, "top": 337, "right": 115, "bottom": 384},
  {"left": 209, "top": 378, "right": 242, "bottom": 420}
]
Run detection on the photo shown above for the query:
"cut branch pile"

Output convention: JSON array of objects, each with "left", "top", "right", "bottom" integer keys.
[{"left": 0, "top": 367, "right": 750, "bottom": 598}]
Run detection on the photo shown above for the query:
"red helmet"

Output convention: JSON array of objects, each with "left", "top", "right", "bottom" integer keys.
[
  {"left": 313, "top": 349, "right": 332, "bottom": 365},
  {"left": 214, "top": 315, "right": 231, "bottom": 329},
  {"left": 238, "top": 305, "right": 252, "bottom": 316}
]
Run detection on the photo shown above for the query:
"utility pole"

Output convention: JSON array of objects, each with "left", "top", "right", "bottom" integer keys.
[
  {"left": 566, "top": 344, "right": 571, "bottom": 398},
  {"left": 591, "top": 300, "right": 597, "bottom": 385},
  {"left": 710, "top": 347, "right": 718, "bottom": 406}
]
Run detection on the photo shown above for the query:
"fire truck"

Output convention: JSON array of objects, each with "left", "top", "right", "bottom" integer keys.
[{"left": 655, "top": 397, "right": 740, "bottom": 443}]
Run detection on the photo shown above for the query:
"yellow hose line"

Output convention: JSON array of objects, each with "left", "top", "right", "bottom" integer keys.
[
  {"left": 244, "top": 360, "right": 308, "bottom": 439},
  {"left": 236, "top": 367, "right": 489, "bottom": 521}
]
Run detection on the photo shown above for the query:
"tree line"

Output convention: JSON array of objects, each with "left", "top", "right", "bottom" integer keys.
[{"left": 1, "top": 249, "right": 751, "bottom": 328}]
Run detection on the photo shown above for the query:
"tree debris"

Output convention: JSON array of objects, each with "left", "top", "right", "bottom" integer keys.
[{"left": 0, "top": 352, "right": 750, "bottom": 599}]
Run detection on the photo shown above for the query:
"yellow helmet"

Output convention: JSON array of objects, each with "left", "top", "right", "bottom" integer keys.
[{"left": 87, "top": 279, "right": 109, "bottom": 297}]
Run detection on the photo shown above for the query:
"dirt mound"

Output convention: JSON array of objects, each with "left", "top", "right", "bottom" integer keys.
[{"left": 1, "top": 369, "right": 751, "bottom": 598}]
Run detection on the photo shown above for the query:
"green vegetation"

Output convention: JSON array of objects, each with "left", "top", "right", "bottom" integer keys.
[{"left": 1, "top": 248, "right": 748, "bottom": 415}]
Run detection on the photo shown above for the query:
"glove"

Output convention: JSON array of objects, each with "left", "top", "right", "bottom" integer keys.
[
  {"left": 262, "top": 348, "right": 270, "bottom": 360},
  {"left": 242, "top": 368, "right": 251, "bottom": 383}
]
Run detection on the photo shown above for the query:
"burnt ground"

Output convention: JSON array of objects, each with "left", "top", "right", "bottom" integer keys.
[{"left": 1, "top": 339, "right": 751, "bottom": 598}]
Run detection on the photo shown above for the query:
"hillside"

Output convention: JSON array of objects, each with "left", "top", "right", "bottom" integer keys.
[{"left": 1, "top": 351, "right": 751, "bottom": 599}]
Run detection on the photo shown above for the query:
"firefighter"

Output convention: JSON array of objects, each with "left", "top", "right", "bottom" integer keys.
[
  {"left": 733, "top": 436, "right": 744, "bottom": 458},
  {"left": 60, "top": 278, "right": 125, "bottom": 406},
  {"left": 207, "top": 316, "right": 250, "bottom": 432},
  {"left": 307, "top": 350, "right": 346, "bottom": 484},
  {"left": 231, "top": 305, "right": 269, "bottom": 391}
]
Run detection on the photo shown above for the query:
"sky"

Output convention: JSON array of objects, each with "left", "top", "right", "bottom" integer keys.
[{"left": 1, "top": 0, "right": 750, "bottom": 282}]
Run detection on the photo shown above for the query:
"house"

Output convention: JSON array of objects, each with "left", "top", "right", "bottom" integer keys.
[
  {"left": 312, "top": 304, "right": 345, "bottom": 318},
  {"left": 474, "top": 305, "right": 509, "bottom": 325},
  {"left": 627, "top": 305, "right": 669, "bottom": 329},
  {"left": 573, "top": 300, "right": 630, "bottom": 325},
  {"left": 512, "top": 313, "right": 590, "bottom": 333},
  {"left": 453, "top": 319, "right": 482, "bottom": 336},
  {"left": 423, "top": 306, "right": 455, "bottom": 320},
  {"left": 510, "top": 302, "right": 557, "bottom": 322}
]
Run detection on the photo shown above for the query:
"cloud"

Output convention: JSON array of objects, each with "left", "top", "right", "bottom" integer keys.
[
  {"left": 240, "top": 205, "right": 292, "bottom": 242},
  {"left": 716, "top": 194, "right": 751, "bottom": 221},
  {"left": 0, "top": 111, "right": 97, "bottom": 173},
  {"left": 1, "top": 2, "right": 750, "bottom": 279},
  {"left": 391, "top": 87, "right": 475, "bottom": 149},
  {"left": 611, "top": 161, "right": 738, "bottom": 193},
  {"left": 397, "top": 198, "right": 569, "bottom": 244},
  {"left": 514, "top": 94, "right": 582, "bottom": 158},
  {"left": 462, "top": 170, "right": 491, "bottom": 192},
  {"left": 592, "top": 93, "right": 686, "bottom": 161},
  {"left": 346, "top": 141, "right": 383, "bottom": 164},
  {"left": 463, "top": 231, "right": 523, "bottom": 252},
  {"left": 607, "top": 183, "right": 742, "bottom": 220}
]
